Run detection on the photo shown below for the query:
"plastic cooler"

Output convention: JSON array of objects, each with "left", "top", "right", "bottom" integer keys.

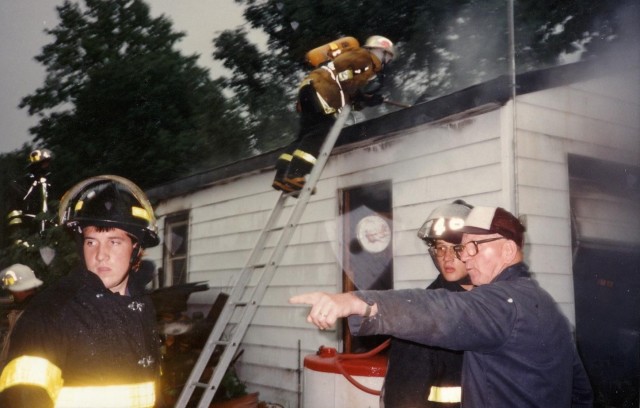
[{"left": 303, "top": 346, "right": 387, "bottom": 408}]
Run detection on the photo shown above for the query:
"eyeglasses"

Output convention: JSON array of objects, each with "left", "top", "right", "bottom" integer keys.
[
  {"left": 428, "top": 244, "right": 457, "bottom": 258},
  {"left": 453, "top": 237, "right": 505, "bottom": 259}
]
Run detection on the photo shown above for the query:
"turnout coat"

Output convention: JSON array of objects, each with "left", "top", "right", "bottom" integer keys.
[
  {"left": 0, "top": 267, "right": 161, "bottom": 407},
  {"left": 382, "top": 274, "right": 466, "bottom": 407}
]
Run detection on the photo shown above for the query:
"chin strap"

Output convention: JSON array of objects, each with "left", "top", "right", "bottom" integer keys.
[{"left": 129, "top": 244, "right": 142, "bottom": 272}]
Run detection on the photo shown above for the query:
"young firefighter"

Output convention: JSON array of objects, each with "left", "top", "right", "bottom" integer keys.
[
  {"left": 291, "top": 205, "right": 593, "bottom": 407},
  {"left": 0, "top": 175, "right": 162, "bottom": 408},
  {"left": 382, "top": 200, "right": 473, "bottom": 407},
  {"left": 272, "top": 35, "right": 395, "bottom": 194}
]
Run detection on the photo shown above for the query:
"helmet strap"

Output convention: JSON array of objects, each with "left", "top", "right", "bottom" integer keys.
[{"left": 129, "top": 242, "right": 143, "bottom": 272}]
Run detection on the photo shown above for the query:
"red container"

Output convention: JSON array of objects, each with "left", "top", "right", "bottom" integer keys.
[{"left": 303, "top": 346, "right": 387, "bottom": 408}]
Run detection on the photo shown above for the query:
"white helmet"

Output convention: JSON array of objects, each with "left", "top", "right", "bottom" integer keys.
[
  {"left": 364, "top": 35, "right": 395, "bottom": 64},
  {"left": 417, "top": 200, "right": 473, "bottom": 245},
  {"left": 1, "top": 264, "right": 43, "bottom": 292}
]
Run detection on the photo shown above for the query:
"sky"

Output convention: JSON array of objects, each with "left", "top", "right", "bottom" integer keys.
[{"left": 0, "top": 0, "right": 256, "bottom": 154}]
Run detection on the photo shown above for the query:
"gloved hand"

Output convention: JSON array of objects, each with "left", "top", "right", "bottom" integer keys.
[{"left": 352, "top": 92, "right": 385, "bottom": 110}]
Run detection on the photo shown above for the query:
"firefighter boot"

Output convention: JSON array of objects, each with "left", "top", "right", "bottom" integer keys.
[
  {"left": 284, "top": 150, "right": 317, "bottom": 196},
  {"left": 272, "top": 153, "right": 297, "bottom": 193}
]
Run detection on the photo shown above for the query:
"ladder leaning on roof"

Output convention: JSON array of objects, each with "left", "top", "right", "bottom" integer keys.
[{"left": 174, "top": 105, "right": 352, "bottom": 408}]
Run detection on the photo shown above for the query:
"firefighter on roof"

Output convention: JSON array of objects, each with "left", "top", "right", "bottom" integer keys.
[
  {"left": 272, "top": 35, "right": 395, "bottom": 195},
  {"left": 0, "top": 175, "right": 162, "bottom": 408}
]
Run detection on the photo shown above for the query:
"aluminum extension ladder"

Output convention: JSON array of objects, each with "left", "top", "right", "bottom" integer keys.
[{"left": 175, "top": 105, "right": 352, "bottom": 408}]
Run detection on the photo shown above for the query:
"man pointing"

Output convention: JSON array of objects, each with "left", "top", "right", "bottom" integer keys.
[{"left": 290, "top": 205, "right": 592, "bottom": 407}]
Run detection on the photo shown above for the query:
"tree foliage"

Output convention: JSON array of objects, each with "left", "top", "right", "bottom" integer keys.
[
  {"left": 0, "top": 149, "right": 33, "bottom": 250},
  {"left": 214, "top": 0, "right": 635, "bottom": 148},
  {"left": 0, "top": 148, "right": 78, "bottom": 287},
  {"left": 20, "top": 0, "right": 249, "bottom": 193},
  {"left": 213, "top": 28, "right": 299, "bottom": 153},
  {"left": 2, "top": 0, "right": 253, "bottom": 281}
]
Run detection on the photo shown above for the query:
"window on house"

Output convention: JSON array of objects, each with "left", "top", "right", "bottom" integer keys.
[
  {"left": 340, "top": 181, "right": 393, "bottom": 353},
  {"left": 162, "top": 211, "right": 190, "bottom": 287}
]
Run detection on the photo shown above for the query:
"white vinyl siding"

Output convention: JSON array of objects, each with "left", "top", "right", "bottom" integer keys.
[{"left": 145, "top": 65, "right": 639, "bottom": 406}]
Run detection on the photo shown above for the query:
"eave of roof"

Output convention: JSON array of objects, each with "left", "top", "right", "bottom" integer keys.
[{"left": 147, "top": 60, "right": 600, "bottom": 203}]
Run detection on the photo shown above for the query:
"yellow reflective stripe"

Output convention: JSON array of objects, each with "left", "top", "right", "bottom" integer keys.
[
  {"left": 0, "top": 355, "right": 64, "bottom": 402},
  {"left": 293, "top": 149, "right": 317, "bottom": 165},
  {"left": 427, "top": 385, "right": 462, "bottom": 403},
  {"left": 0, "top": 356, "right": 155, "bottom": 408},
  {"left": 131, "top": 206, "right": 151, "bottom": 222},
  {"left": 278, "top": 153, "right": 293, "bottom": 162},
  {"left": 55, "top": 381, "right": 156, "bottom": 408},
  {"left": 55, "top": 381, "right": 155, "bottom": 408},
  {"left": 7, "top": 210, "right": 22, "bottom": 218}
]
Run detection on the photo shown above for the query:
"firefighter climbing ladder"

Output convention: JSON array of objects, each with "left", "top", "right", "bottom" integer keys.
[{"left": 175, "top": 105, "right": 352, "bottom": 408}]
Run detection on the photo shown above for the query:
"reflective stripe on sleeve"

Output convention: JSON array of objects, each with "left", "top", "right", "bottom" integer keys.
[
  {"left": 55, "top": 381, "right": 156, "bottom": 408},
  {"left": 0, "top": 355, "right": 64, "bottom": 402},
  {"left": 427, "top": 385, "right": 462, "bottom": 403},
  {"left": 0, "top": 355, "right": 155, "bottom": 408}
]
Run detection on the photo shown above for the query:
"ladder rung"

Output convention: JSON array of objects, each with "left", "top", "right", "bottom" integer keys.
[
  {"left": 249, "top": 263, "right": 267, "bottom": 269},
  {"left": 210, "top": 340, "right": 230, "bottom": 346},
  {"left": 194, "top": 382, "right": 209, "bottom": 389}
]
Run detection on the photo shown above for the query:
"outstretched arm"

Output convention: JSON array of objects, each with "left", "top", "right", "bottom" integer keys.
[{"left": 289, "top": 292, "right": 377, "bottom": 330}]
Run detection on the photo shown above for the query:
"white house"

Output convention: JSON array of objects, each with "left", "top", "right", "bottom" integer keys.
[{"left": 146, "top": 58, "right": 640, "bottom": 407}]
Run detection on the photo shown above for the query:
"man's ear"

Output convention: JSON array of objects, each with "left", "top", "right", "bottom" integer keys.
[{"left": 501, "top": 239, "right": 519, "bottom": 264}]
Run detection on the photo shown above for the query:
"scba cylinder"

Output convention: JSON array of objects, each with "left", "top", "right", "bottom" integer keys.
[{"left": 305, "top": 37, "right": 360, "bottom": 67}]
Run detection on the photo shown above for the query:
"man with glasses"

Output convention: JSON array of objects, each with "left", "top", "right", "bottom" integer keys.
[
  {"left": 291, "top": 205, "right": 593, "bottom": 407},
  {"left": 382, "top": 200, "right": 472, "bottom": 407}
]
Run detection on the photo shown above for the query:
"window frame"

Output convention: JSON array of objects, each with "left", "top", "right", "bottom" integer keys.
[{"left": 161, "top": 211, "right": 190, "bottom": 287}]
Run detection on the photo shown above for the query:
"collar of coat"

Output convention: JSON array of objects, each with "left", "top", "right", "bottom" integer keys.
[{"left": 491, "top": 262, "right": 530, "bottom": 283}]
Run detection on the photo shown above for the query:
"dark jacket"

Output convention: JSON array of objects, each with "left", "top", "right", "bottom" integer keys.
[
  {"left": 382, "top": 275, "right": 466, "bottom": 408},
  {"left": 350, "top": 263, "right": 593, "bottom": 408},
  {"left": 0, "top": 267, "right": 160, "bottom": 407}
]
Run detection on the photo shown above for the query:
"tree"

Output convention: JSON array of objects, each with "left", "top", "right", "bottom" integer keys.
[
  {"left": 20, "top": 0, "right": 250, "bottom": 192},
  {"left": 0, "top": 149, "right": 33, "bottom": 250},
  {"left": 213, "top": 28, "right": 299, "bottom": 153},
  {"left": 2, "top": 0, "right": 254, "bottom": 283},
  {"left": 0, "top": 148, "right": 78, "bottom": 286},
  {"left": 213, "top": 0, "right": 636, "bottom": 148}
]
